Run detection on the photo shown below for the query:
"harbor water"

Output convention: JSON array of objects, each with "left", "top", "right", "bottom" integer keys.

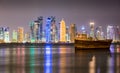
[{"left": 0, "top": 44, "right": 120, "bottom": 73}]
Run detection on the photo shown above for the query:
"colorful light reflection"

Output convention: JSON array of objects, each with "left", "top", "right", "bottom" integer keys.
[{"left": 44, "top": 44, "right": 52, "bottom": 73}]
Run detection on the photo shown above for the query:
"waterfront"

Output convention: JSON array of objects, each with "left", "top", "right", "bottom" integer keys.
[{"left": 0, "top": 44, "right": 120, "bottom": 73}]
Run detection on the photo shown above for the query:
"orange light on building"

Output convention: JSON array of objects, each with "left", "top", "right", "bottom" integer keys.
[
  {"left": 18, "top": 27, "right": 24, "bottom": 43},
  {"left": 60, "top": 19, "right": 66, "bottom": 42}
]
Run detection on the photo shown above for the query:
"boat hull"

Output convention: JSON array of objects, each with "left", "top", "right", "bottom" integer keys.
[{"left": 75, "top": 39, "right": 112, "bottom": 50}]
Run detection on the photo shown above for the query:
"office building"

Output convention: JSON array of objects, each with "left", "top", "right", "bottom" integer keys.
[
  {"left": 50, "top": 16, "right": 58, "bottom": 43},
  {"left": 70, "top": 24, "right": 77, "bottom": 43},
  {"left": 12, "top": 30, "right": 18, "bottom": 42},
  {"left": 24, "top": 33, "right": 30, "bottom": 42},
  {"left": 66, "top": 26, "right": 70, "bottom": 42},
  {"left": 45, "top": 17, "right": 51, "bottom": 43},
  {"left": 60, "top": 19, "right": 66, "bottom": 42},
  {"left": 0, "top": 27, "right": 4, "bottom": 43},
  {"left": 90, "top": 21, "right": 95, "bottom": 39},
  {"left": 4, "top": 27, "right": 10, "bottom": 43},
  {"left": 18, "top": 27, "right": 24, "bottom": 43}
]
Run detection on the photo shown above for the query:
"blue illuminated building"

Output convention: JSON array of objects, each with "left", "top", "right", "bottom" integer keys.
[{"left": 45, "top": 17, "right": 52, "bottom": 43}]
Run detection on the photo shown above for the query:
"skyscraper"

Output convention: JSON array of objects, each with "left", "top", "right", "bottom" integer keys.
[
  {"left": 90, "top": 21, "right": 95, "bottom": 39},
  {"left": 107, "top": 25, "right": 114, "bottom": 39},
  {"left": 29, "top": 21, "right": 35, "bottom": 42},
  {"left": 66, "top": 26, "right": 70, "bottom": 42},
  {"left": 70, "top": 24, "right": 77, "bottom": 43},
  {"left": 4, "top": 27, "right": 10, "bottom": 43},
  {"left": 12, "top": 30, "right": 18, "bottom": 42},
  {"left": 18, "top": 27, "right": 24, "bottom": 43},
  {"left": 29, "top": 16, "right": 43, "bottom": 43},
  {"left": 95, "top": 26, "right": 104, "bottom": 40},
  {"left": 50, "top": 16, "right": 58, "bottom": 43},
  {"left": 46, "top": 17, "right": 52, "bottom": 43},
  {"left": 37, "top": 16, "right": 43, "bottom": 42},
  {"left": 24, "top": 33, "right": 30, "bottom": 42},
  {"left": 60, "top": 19, "right": 66, "bottom": 42},
  {"left": 0, "top": 27, "right": 4, "bottom": 43}
]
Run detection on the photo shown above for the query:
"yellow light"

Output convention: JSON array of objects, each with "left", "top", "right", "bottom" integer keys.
[{"left": 60, "top": 19, "right": 66, "bottom": 42}]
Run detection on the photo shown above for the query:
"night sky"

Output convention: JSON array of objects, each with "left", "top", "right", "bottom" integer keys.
[{"left": 0, "top": 0, "right": 120, "bottom": 35}]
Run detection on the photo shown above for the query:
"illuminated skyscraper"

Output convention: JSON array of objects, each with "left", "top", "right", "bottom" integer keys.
[
  {"left": 60, "top": 19, "right": 66, "bottom": 42},
  {"left": 113, "top": 26, "right": 120, "bottom": 41},
  {"left": 107, "top": 26, "right": 114, "bottom": 39},
  {"left": 34, "top": 21, "right": 39, "bottom": 42},
  {"left": 18, "top": 27, "right": 24, "bottom": 43},
  {"left": 0, "top": 27, "right": 4, "bottom": 42},
  {"left": 50, "top": 16, "right": 58, "bottom": 43},
  {"left": 12, "top": 30, "right": 18, "bottom": 42},
  {"left": 4, "top": 27, "right": 10, "bottom": 43},
  {"left": 66, "top": 26, "right": 70, "bottom": 42},
  {"left": 29, "top": 21, "right": 35, "bottom": 42},
  {"left": 70, "top": 24, "right": 77, "bottom": 43},
  {"left": 90, "top": 21, "right": 95, "bottom": 39},
  {"left": 96, "top": 26, "right": 104, "bottom": 40},
  {"left": 29, "top": 16, "right": 43, "bottom": 42},
  {"left": 45, "top": 17, "right": 52, "bottom": 43},
  {"left": 24, "top": 33, "right": 30, "bottom": 42},
  {"left": 37, "top": 16, "right": 43, "bottom": 42}
]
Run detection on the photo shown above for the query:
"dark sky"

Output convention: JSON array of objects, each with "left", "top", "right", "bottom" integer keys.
[{"left": 0, "top": 0, "right": 120, "bottom": 34}]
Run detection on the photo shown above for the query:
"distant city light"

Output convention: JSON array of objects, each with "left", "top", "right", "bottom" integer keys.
[{"left": 0, "top": 16, "right": 119, "bottom": 43}]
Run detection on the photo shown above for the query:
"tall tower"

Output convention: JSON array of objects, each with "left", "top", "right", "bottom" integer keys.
[
  {"left": 70, "top": 24, "right": 77, "bottom": 43},
  {"left": 29, "top": 16, "right": 43, "bottom": 43},
  {"left": 12, "top": 30, "right": 18, "bottom": 42},
  {"left": 66, "top": 26, "right": 70, "bottom": 42},
  {"left": 107, "top": 25, "right": 114, "bottom": 39},
  {"left": 50, "top": 16, "right": 58, "bottom": 43},
  {"left": 0, "top": 27, "right": 4, "bottom": 42},
  {"left": 46, "top": 17, "right": 52, "bottom": 43},
  {"left": 4, "top": 27, "right": 10, "bottom": 43},
  {"left": 90, "top": 21, "right": 95, "bottom": 39},
  {"left": 60, "top": 19, "right": 66, "bottom": 42},
  {"left": 29, "top": 21, "right": 35, "bottom": 42},
  {"left": 18, "top": 27, "right": 24, "bottom": 43},
  {"left": 34, "top": 21, "right": 38, "bottom": 41},
  {"left": 38, "top": 16, "right": 43, "bottom": 42}
]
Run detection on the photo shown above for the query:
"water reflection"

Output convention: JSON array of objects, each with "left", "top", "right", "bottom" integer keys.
[
  {"left": 44, "top": 44, "right": 52, "bottom": 73},
  {"left": 0, "top": 44, "right": 119, "bottom": 73}
]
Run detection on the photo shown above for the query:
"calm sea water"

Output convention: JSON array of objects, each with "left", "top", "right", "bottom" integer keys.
[{"left": 0, "top": 44, "right": 120, "bottom": 73}]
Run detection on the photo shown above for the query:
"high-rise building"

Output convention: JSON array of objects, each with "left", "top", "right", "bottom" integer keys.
[
  {"left": 4, "top": 27, "right": 10, "bottom": 43},
  {"left": 60, "top": 19, "right": 66, "bottom": 42},
  {"left": 29, "top": 16, "right": 43, "bottom": 43},
  {"left": 34, "top": 21, "right": 39, "bottom": 42},
  {"left": 107, "top": 25, "right": 120, "bottom": 41},
  {"left": 66, "top": 26, "right": 70, "bottom": 42},
  {"left": 24, "top": 33, "right": 30, "bottom": 42},
  {"left": 12, "top": 30, "right": 18, "bottom": 42},
  {"left": 45, "top": 17, "right": 52, "bottom": 43},
  {"left": 70, "top": 24, "right": 77, "bottom": 43},
  {"left": 114, "top": 26, "right": 120, "bottom": 41},
  {"left": 50, "top": 16, "right": 58, "bottom": 43},
  {"left": 0, "top": 27, "right": 4, "bottom": 43},
  {"left": 95, "top": 26, "right": 104, "bottom": 40},
  {"left": 90, "top": 21, "right": 95, "bottom": 39},
  {"left": 29, "top": 21, "right": 35, "bottom": 42},
  {"left": 18, "top": 27, "right": 24, "bottom": 43},
  {"left": 37, "top": 16, "right": 43, "bottom": 42}
]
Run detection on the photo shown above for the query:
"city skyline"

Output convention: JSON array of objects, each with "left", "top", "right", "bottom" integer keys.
[{"left": 0, "top": 16, "right": 119, "bottom": 43}]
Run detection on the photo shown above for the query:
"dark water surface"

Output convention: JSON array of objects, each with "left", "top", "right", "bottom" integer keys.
[{"left": 0, "top": 44, "right": 120, "bottom": 73}]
